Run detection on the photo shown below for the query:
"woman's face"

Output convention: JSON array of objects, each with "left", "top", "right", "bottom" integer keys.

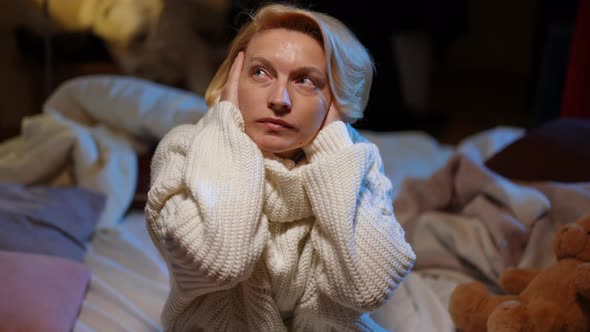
[{"left": 238, "top": 28, "right": 332, "bottom": 159}]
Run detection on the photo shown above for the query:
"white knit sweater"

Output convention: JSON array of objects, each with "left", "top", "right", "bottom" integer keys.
[{"left": 145, "top": 101, "right": 415, "bottom": 331}]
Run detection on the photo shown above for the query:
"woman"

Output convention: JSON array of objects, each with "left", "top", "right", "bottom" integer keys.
[{"left": 146, "top": 3, "right": 415, "bottom": 331}]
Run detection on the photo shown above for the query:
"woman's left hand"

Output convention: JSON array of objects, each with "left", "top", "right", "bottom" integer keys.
[{"left": 322, "top": 102, "right": 343, "bottom": 128}]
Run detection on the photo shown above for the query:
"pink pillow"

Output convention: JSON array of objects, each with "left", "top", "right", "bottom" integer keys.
[{"left": 0, "top": 250, "right": 91, "bottom": 332}]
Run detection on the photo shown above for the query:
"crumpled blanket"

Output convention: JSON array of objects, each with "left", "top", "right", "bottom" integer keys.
[
  {"left": 371, "top": 154, "right": 590, "bottom": 331},
  {"left": 395, "top": 154, "right": 590, "bottom": 286},
  {"left": 0, "top": 75, "right": 208, "bottom": 229}
]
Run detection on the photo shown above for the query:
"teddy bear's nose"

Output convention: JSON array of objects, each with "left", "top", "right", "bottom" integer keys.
[
  {"left": 559, "top": 226, "right": 576, "bottom": 235},
  {"left": 559, "top": 224, "right": 583, "bottom": 234}
]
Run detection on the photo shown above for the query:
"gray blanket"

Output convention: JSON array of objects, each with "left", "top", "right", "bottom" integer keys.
[{"left": 0, "top": 183, "right": 105, "bottom": 261}]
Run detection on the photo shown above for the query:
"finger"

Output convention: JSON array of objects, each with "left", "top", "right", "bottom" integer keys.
[
  {"left": 221, "top": 51, "right": 245, "bottom": 106},
  {"left": 227, "top": 51, "right": 244, "bottom": 93}
]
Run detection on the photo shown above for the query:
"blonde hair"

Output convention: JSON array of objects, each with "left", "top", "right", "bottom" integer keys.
[{"left": 204, "top": 3, "right": 374, "bottom": 123}]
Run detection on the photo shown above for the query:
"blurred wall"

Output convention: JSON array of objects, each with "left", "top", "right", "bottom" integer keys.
[
  {"left": 425, "top": 0, "right": 538, "bottom": 143},
  {"left": 446, "top": 0, "right": 537, "bottom": 76},
  {"left": 0, "top": 1, "right": 34, "bottom": 133}
]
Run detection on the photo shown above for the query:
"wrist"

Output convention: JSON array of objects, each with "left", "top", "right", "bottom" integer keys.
[
  {"left": 217, "top": 101, "right": 245, "bottom": 131},
  {"left": 303, "top": 121, "right": 353, "bottom": 162}
]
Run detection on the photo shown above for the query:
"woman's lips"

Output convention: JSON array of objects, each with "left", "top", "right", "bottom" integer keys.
[{"left": 257, "top": 118, "right": 294, "bottom": 130}]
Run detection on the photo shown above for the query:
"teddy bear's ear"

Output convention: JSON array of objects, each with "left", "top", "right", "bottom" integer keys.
[
  {"left": 576, "top": 215, "right": 590, "bottom": 230},
  {"left": 554, "top": 217, "right": 590, "bottom": 261}
]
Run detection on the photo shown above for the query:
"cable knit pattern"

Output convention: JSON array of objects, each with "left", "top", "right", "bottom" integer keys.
[{"left": 146, "top": 102, "right": 416, "bottom": 331}]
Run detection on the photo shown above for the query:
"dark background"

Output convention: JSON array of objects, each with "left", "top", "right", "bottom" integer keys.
[{"left": 0, "top": 0, "right": 581, "bottom": 144}]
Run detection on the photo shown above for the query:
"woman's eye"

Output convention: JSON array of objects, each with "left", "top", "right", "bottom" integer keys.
[
  {"left": 251, "top": 67, "right": 269, "bottom": 79},
  {"left": 296, "top": 77, "right": 317, "bottom": 89}
]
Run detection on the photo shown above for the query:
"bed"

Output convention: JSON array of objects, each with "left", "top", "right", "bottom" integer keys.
[{"left": 0, "top": 75, "right": 589, "bottom": 332}]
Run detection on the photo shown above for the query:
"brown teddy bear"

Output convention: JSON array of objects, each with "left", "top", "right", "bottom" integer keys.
[{"left": 448, "top": 215, "right": 590, "bottom": 332}]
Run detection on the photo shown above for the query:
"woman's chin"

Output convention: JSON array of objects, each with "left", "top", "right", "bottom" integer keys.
[
  {"left": 248, "top": 133, "right": 304, "bottom": 159},
  {"left": 258, "top": 144, "right": 298, "bottom": 159}
]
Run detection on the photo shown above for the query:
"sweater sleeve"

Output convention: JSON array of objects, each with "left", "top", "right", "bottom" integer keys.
[
  {"left": 145, "top": 101, "right": 268, "bottom": 320},
  {"left": 301, "top": 121, "right": 416, "bottom": 312}
]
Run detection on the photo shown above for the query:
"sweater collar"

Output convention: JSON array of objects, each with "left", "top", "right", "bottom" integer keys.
[{"left": 262, "top": 157, "right": 313, "bottom": 222}]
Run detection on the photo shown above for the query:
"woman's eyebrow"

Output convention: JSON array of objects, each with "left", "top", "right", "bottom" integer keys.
[
  {"left": 249, "top": 57, "right": 277, "bottom": 76},
  {"left": 291, "top": 66, "right": 326, "bottom": 79},
  {"left": 249, "top": 56, "right": 325, "bottom": 78}
]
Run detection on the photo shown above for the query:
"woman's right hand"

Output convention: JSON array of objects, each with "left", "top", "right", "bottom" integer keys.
[{"left": 220, "top": 51, "right": 244, "bottom": 109}]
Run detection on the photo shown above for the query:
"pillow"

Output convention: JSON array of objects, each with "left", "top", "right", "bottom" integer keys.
[
  {"left": 46, "top": 75, "right": 209, "bottom": 140},
  {"left": 485, "top": 118, "right": 590, "bottom": 182},
  {"left": 0, "top": 250, "right": 91, "bottom": 332},
  {"left": 0, "top": 183, "right": 105, "bottom": 261}
]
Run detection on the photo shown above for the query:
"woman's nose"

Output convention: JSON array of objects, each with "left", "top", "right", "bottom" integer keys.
[{"left": 267, "top": 83, "right": 292, "bottom": 113}]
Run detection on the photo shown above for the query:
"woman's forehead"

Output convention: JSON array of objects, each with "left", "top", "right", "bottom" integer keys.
[{"left": 245, "top": 28, "right": 326, "bottom": 71}]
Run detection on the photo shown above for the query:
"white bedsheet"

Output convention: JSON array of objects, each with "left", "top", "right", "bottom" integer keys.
[
  {"left": 74, "top": 126, "right": 523, "bottom": 332},
  {"left": 74, "top": 211, "right": 167, "bottom": 332}
]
